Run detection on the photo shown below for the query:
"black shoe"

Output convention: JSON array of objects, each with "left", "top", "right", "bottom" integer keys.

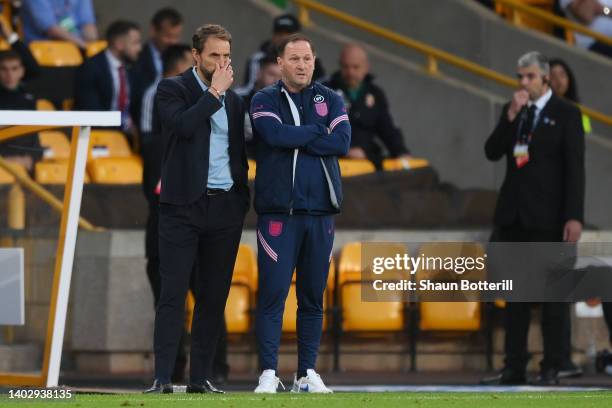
[
  {"left": 144, "top": 379, "right": 173, "bottom": 394},
  {"left": 557, "top": 361, "right": 583, "bottom": 379},
  {"left": 529, "top": 369, "right": 560, "bottom": 386},
  {"left": 186, "top": 380, "right": 225, "bottom": 394},
  {"left": 480, "top": 368, "right": 526, "bottom": 385},
  {"left": 596, "top": 349, "right": 612, "bottom": 373}
]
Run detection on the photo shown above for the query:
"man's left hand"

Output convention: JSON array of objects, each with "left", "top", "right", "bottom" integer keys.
[{"left": 563, "top": 219, "right": 583, "bottom": 243}]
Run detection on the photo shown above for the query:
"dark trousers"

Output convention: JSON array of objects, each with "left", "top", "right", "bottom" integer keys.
[
  {"left": 494, "top": 222, "right": 569, "bottom": 373},
  {"left": 154, "top": 189, "right": 245, "bottom": 384},
  {"left": 255, "top": 214, "right": 334, "bottom": 373},
  {"left": 146, "top": 195, "right": 230, "bottom": 381},
  {"left": 589, "top": 41, "right": 612, "bottom": 59}
]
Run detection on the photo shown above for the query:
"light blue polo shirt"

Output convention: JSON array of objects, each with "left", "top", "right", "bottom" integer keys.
[{"left": 193, "top": 67, "right": 233, "bottom": 190}]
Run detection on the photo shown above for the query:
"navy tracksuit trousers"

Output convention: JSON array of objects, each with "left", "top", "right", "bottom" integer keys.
[{"left": 255, "top": 213, "right": 334, "bottom": 373}]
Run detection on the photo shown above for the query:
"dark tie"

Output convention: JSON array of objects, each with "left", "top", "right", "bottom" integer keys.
[{"left": 520, "top": 105, "right": 537, "bottom": 139}]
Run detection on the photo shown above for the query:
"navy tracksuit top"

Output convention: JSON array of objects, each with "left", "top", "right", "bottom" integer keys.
[{"left": 250, "top": 80, "right": 351, "bottom": 215}]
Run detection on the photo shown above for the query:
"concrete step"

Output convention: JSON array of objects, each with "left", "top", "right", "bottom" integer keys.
[{"left": 0, "top": 343, "right": 41, "bottom": 372}]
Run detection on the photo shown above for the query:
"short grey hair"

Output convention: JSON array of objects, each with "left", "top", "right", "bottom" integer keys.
[{"left": 517, "top": 51, "right": 550, "bottom": 75}]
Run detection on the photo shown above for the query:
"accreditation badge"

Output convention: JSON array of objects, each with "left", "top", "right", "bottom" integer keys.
[{"left": 513, "top": 143, "right": 529, "bottom": 168}]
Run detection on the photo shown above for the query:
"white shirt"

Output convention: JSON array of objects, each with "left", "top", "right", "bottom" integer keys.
[
  {"left": 528, "top": 88, "right": 553, "bottom": 127},
  {"left": 105, "top": 49, "right": 123, "bottom": 111},
  {"left": 140, "top": 78, "right": 160, "bottom": 133},
  {"left": 560, "top": 0, "right": 612, "bottom": 49}
]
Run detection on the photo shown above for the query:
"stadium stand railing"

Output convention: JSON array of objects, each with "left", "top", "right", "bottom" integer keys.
[
  {"left": 494, "top": 0, "right": 612, "bottom": 47},
  {"left": 293, "top": 0, "right": 612, "bottom": 128}
]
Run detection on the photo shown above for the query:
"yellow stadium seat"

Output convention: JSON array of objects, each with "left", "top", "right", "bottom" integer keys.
[
  {"left": 185, "top": 244, "right": 257, "bottom": 334},
  {"left": 382, "top": 157, "right": 430, "bottom": 171},
  {"left": 0, "top": 38, "right": 8, "bottom": 51},
  {"left": 419, "top": 302, "right": 481, "bottom": 331},
  {"left": 248, "top": 159, "right": 256, "bottom": 181},
  {"left": 282, "top": 262, "right": 335, "bottom": 333},
  {"left": 36, "top": 99, "right": 55, "bottom": 111},
  {"left": 39, "top": 131, "right": 70, "bottom": 160},
  {"left": 233, "top": 243, "right": 258, "bottom": 290},
  {"left": 88, "top": 130, "right": 132, "bottom": 158},
  {"left": 185, "top": 291, "right": 195, "bottom": 333},
  {"left": 337, "top": 242, "right": 407, "bottom": 332},
  {"left": 227, "top": 244, "right": 258, "bottom": 334},
  {"left": 35, "top": 160, "right": 67, "bottom": 184},
  {"left": 85, "top": 40, "right": 107, "bottom": 58},
  {"left": 87, "top": 156, "right": 143, "bottom": 184},
  {"left": 338, "top": 158, "right": 375, "bottom": 177},
  {"left": 62, "top": 98, "right": 74, "bottom": 111},
  {"left": 411, "top": 242, "right": 486, "bottom": 370},
  {"left": 29, "top": 41, "right": 83, "bottom": 67},
  {"left": 414, "top": 242, "right": 485, "bottom": 331},
  {"left": 35, "top": 159, "right": 90, "bottom": 184},
  {"left": 494, "top": 299, "right": 506, "bottom": 309},
  {"left": 495, "top": 0, "right": 555, "bottom": 34}
]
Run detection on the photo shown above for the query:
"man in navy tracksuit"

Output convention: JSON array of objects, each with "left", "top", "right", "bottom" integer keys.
[{"left": 249, "top": 34, "right": 350, "bottom": 393}]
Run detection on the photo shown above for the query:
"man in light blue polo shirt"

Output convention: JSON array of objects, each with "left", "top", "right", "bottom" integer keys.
[
  {"left": 192, "top": 65, "right": 233, "bottom": 191},
  {"left": 21, "top": 0, "right": 98, "bottom": 48}
]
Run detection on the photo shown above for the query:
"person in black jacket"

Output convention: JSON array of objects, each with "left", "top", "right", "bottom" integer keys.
[
  {"left": 237, "top": 13, "right": 324, "bottom": 97},
  {"left": 0, "top": 16, "right": 42, "bottom": 172},
  {"left": 324, "top": 43, "right": 410, "bottom": 169},
  {"left": 74, "top": 20, "right": 142, "bottom": 137},
  {"left": 481, "top": 51, "right": 585, "bottom": 386},
  {"left": 145, "top": 24, "right": 249, "bottom": 394},
  {"left": 136, "top": 7, "right": 183, "bottom": 135}
]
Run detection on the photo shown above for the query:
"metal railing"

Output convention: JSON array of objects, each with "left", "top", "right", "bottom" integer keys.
[
  {"left": 0, "top": 126, "right": 99, "bottom": 232},
  {"left": 495, "top": 0, "right": 612, "bottom": 47},
  {"left": 293, "top": 0, "right": 612, "bottom": 127}
]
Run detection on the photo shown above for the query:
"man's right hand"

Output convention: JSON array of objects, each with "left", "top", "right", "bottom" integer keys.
[
  {"left": 346, "top": 147, "right": 367, "bottom": 159},
  {"left": 211, "top": 61, "right": 234, "bottom": 94},
  {"left": 507, "top": 89, "right": 529, "bottom": 122}
]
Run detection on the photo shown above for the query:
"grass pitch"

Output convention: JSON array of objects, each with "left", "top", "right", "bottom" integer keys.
[{"left": 2, "top": 392, "right": 612, "bottom": 408}]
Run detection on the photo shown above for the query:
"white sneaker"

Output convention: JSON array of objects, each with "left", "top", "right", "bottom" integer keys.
[
  {"left": 254, "top": 369, "right": 285, "bottom": 393},
  {"left": 291, "top": 369, "right": 333, "bottom": 393}
]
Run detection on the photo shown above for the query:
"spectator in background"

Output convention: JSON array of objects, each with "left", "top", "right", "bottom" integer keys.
[
  {"left": 481, "top": 51, "right": 584, "bottom": 386},
  {"left": 136, "top": 8, "right": 184, "bottom": 100},
  {"left": 74, "top": 20, "right": 142, "bottom": 139},
  {"left": 0, "top": 15, "right": 40, "bottom": 82},
  {"left": 21, "top": 0, "right": 98, "bottom": 48},
  {"left": 0, "top": 16, "right": 42, "bottom": 173},
  {"left": 243, "top": 53, "right": 281, "bottom": 158},
  {"left": 558, "top": 0, "right": 612, "bottom": 58},
  {"left": 549, "top": 58, "right": 592, "bottom": 134},
  {"left": 237, "top": 13, "right": 324, "bottom": 96},
  {"left": 324, "top": 43, "right": 410, "bottom": 169}
]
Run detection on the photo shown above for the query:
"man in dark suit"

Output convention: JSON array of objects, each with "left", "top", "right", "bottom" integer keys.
[
  {"left": 136, "top": 7, "right": 183, "bottom": 104},
  {"left": 324, "top": 43, "right": 411, "bottom": 169},
  {"left": 145, "top": 24, "right": 249, "bottom": 394},
  {"left": 74, "top": 20, "right": 142, "bottom": 136},
  {"left": 481, "top": 51, "right": 585, "bottom": 386}
]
